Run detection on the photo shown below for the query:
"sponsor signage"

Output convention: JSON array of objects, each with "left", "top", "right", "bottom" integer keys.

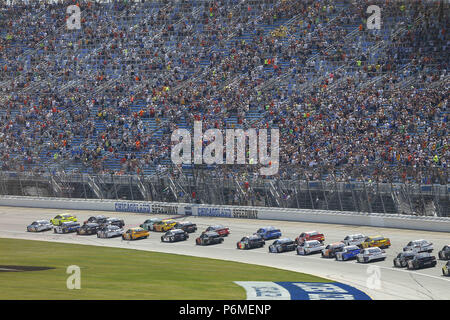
[
  {"left": 196, "top": 207, "right": 258, "bottom": 219},
  {"left": 114, "top": 202, "right": 151, "bottom": 213},
  {"left": 197, "top": 207, "right": 232, "bottom": 218},
  {"left": 233, "top": 208, "right": 258, "bottom": 219},
  {"left": 184, "top": 206, "right": 193, "bottom": 216},
  {"left": 234, "top": 281, "right": 371, "bottom": 300},
  {"left": 114, "top": 202, "right": 180, "bottom": 215}
]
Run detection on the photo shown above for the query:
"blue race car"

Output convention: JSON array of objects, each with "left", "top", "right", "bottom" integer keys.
[
  {"left": 255, "top": 226, "right": 282, "bottom": 240},
  {"left": 335, "top": 245, "right": 361, "bottom": 261}
]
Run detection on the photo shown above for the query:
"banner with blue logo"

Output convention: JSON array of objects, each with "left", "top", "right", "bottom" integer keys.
[{"left": 234, "top": 281, "right": 371, "bottom": 300}]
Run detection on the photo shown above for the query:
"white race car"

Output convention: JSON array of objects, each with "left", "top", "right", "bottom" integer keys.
[
  {"left": 356, "top": 247, "right": 387, "bottom": 263},
  {"left": 296, "top": 240, "right": 325, "bottom": 255},
  {"left": 53, "top": 221, "right": 80, "bottom": 234},
  {"left": 27, "top": 220, "right": 53, "bottom": 232},
  {"left": 343, "top": 234, "right": 366, "bottom": 246},
  {"left": 97, "top": 225, "right": 123, "bottom": 238},
  {"left": 403, "top": 239, "right": 433, "bottom": 253}
]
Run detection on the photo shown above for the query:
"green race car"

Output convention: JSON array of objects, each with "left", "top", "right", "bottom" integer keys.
[
  {"left": 140, "top": 218, "right": 162, "bottom": 231},
  {"left": 50, "top": 213, "right": 77, "bottom": 226}
]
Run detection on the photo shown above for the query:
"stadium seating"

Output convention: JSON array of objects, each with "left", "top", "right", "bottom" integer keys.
[{"left": 0, "top": 0, "right": 447, "bottom": 184}]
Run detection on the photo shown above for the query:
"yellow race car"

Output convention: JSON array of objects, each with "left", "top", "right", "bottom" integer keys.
[
  {"left": 360, "top": 235, "right": 391, "bottom": 249},
  {"left": 152, "top": 219, "right": 177, "bottom": 232},
  {"left": 50, "top": 213, "right": 77, "bottom": 226},
  {"left": 443, "top": 261, "right": 450, "bottom": 276},
  {"left": 121, "top": 227, "right": 149, "bottom": 240}
]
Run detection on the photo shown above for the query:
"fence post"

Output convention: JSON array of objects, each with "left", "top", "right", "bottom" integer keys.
[
  {"left": 348, "top": 178, "right": 359, "bottom": 213},
  {"left": 378, "top": 181, "right": 386, "bottom": 213},
  {"left": 334, "top": 175, "right": 344, "bottom": 211},
  {"left": 34, "top": 173, "right": 40, "bottom": 197},
  {"left": 82, "top": 173, "right": 87, "bottom": 200},
  {"left": 321, "top": 180, "right": 329, "bottom": 210},
  {"left": 306, "top": 177, "right": 315, "bottom": 210},
  {"left": 362, "top": 177, "right": 372, "bottom": 213},
  {"left": 129, "top": 175, "right": 134, "bottom": 201},
  {"left": 17, "top": 173, "right": 25, "bottom": 196}
]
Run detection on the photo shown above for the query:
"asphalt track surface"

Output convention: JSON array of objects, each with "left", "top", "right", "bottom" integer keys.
[{"left": 0, "top": 206, "right": 449, "bottom": 300}]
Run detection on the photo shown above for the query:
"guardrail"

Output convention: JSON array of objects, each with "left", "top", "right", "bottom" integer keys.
[{"left": 1, "top": 195, "right": 449, "bottom": 233}]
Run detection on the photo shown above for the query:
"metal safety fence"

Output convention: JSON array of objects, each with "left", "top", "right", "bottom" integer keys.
[{"left": 0, "top": 165, "right": 448, "bottom": 217}]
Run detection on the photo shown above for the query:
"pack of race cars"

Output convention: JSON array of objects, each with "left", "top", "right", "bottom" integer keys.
[{"left": 26, "top": 214, "right": 450, "bottom": 275}]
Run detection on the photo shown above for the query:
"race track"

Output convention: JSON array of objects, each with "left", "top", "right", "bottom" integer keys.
[{"left": 0, "top": 205, "right": 449, "bottom": 300}]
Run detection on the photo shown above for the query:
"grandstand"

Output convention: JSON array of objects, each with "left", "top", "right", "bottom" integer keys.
[{"left": 0, "top": 0, "right": 448, "bottom": 215}]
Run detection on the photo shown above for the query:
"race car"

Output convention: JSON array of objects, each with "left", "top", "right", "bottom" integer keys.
[
  {"left": 173, "top": 221, "right": 197, "bottom": 233},
  {"left": 335, "top": 245, "right": 361, "bottom": 261},
  {"left": 97, "top": 225, "right": 124, "bottom": 238},
  {"left": 321, "top": 242, "right": 346, "bottom": 258},
  {"left": 203, "top": 225, "right": 230, "bottom": 237},
  {"left": 393, "top": 251, "right": 417, "bottom": 268},
  {"left": 438, "top": 245, "right": 450, "bottom": 260},
  {"left": 406, "top": 252, "right": 437, "bottom": 270},
  {"left": 53, "top": 221, "right": 81, "bottom": 234},
  {"left": 161, "top": 229, "right": 189, "bottom": 242},
  {"left": 295, "top": 231, "right": 325, "bottom": 245},
  {"left": 268, "top": 238, "right": 297, "bottom": 253},
  {"left": 153, "top": 219, "right": 177, "bottom": 232},
  {"left": 255, "top": 226, "right": 282, "bottom": 240},
  {"left": 236, "top": 235, "right": 265, "bottom": 250},
  {"left": 356, "top": 247, "right": 387, "bottom": 263},
  {"left": 84, "top": 215, "right": 108, "bottom": 225},
  {"left": 296, "top": 240, "right": 325, "bottom": 256},
  {"left": 50, "top": 213, "right": 77, "bottom": 226},
  {"left": 76, "top": 223, "right": 100, "bottom": 235},
  {"left": 402, "top": 239, "right": 433, "bottom": 253},
  {"left": 443, "top": 261, "right": 450, "bottom": 276},
  {"left": 360, "top": 235, "right": 391, "bottom": 249},
  {"left": 104, "top": 217, "right": 125, "bottom": 228},
  {"left": 195, "top": 231, "right": 224, "bottom": 246},
  {"left": 140, "top": 218, "right": 162, "bottom": 231},
  {"left": 27, "top": 220, "right": 53, "bottom": 232},
  {"left": 343, "top": 234, "right": 366, "bottom": 246},
  {"left": 121, "top": 227, "right": 149, "bottom": 240}
]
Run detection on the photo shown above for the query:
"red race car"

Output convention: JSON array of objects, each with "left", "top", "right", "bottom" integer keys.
[
  {"left": 295, "top": 231, "right": 325, "bottom": 245},
  {"left": 202, "top": 225, "right": 230, "bottom": 237}
]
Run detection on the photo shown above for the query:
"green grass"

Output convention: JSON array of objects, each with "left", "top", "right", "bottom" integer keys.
[{"left": 0, "top": 238, "right": 330, "bottom": 299}]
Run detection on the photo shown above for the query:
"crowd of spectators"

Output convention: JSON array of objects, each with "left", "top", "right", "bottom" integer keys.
[{"left": 0, "top": 0, "right": 448, "bottom": 185}]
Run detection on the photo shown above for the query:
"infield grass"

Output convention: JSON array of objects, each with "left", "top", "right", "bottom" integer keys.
[{"left": 0, "top": 237, "right": 330, "bottom": 299}]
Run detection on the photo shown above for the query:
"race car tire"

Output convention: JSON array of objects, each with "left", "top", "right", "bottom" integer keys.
[{"left": 277, "top": 246, "right": 282, "bottom": 253}]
